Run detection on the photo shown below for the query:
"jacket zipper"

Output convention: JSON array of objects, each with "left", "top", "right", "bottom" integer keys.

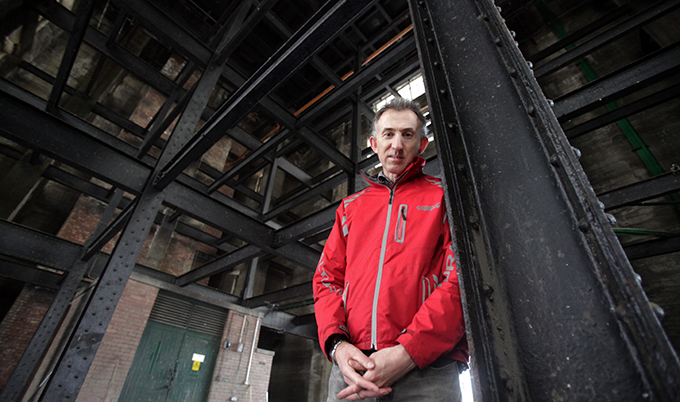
[
  {"left": 395, "top": 204, "right": 408, "bottom": 243},
  {"left": 371, "top": 187, "right": 394, "bottom": 349}
]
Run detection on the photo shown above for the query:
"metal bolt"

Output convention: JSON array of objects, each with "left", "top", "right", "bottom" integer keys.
[
  {"left": 509, "top": 68, "right": 518, "bottom": 78},
  {"left": 482, "top": 13, "right": 489, "bottom": 21},
  {"left": 495, "top": 38, "right": 502, "bottom": 47},
  {"left": 439, "top": 89, "right": 447, "bottom": 96},
  {"left": 571, "top": 146, "right": 582, "bottom": 160},
  {"left": 527, "top": 61, "right": 533, "bottom": 69},
  {"left": 497, "top": 6, "right": 502, "bottom": 13},
  {"left": 433, "top": 61, "right": 440, "bottom": 68},
  {"left": 447, "top": 122, "right": 455, "bottom": 129},
  {"left": 428, "top": 37, "right": 435, "bottom": 44},
  {"left": 635, "top": 272, "right": 642, "bottom": 285},
  {"left": 578, "top": 219, "right": 589, "bottom": 233},
  {"left": 606, "top": 213, "right": 617, "bottom": 226},
  {"left": 482, "top": 284, "right": 494, "bottom": 299},
  {"left": 614, "top": 305, "right": 627, "bottom": 320},
  {"left": 527, "top": 106, "right": 536, "bottom": 116},
  {"left": 549, "top": 155, "right": 559, "bottom": 167},
  {"left": 650, "top": 302, "right": 665, "bottom": 320},
  {"left": 547, "top": 99, "right": 555, "bottom": 107},
  {"left": 510, "top": 30, "right": 516, "bottom": 38},
  {"left": 423, "top": 17, "right": 430, "bottom": 25}
]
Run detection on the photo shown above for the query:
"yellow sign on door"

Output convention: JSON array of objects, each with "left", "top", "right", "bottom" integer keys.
[{"left": 192, "top": 361, "right": 201, "bottom": 371}]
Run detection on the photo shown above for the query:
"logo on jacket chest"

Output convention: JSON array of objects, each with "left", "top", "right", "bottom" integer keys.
[{"left": 416, "top": 202, "right": 441, "bottom": 211}]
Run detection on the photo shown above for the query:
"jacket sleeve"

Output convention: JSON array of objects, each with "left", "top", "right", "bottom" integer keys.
[
  {"left": 313, "top": 205, "right": 350, "bottom": 360},
  {"left": 396, "top": 215, "right": 467, "bottom": 368}
]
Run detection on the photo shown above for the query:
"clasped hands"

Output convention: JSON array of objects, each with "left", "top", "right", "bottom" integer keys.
[{"left": 334, "top": 342, "right": 417, "bottom": 401}]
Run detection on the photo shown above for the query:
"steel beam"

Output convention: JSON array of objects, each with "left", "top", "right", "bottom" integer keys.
[
  {"left": 527, "top": 5, "right": 631, "bottom": 63},
  {"left": 0, "top": 259, "right": 63, "bottom": 289},
  {"left": 0, "top": 90, "right": 148, "bottom": 194},
  {"left": 153, "top": 0, "right": 375, "bottom": 189},
  {"left": 410, "top": 0, "right": 680, "bottom": 401},
  {"left": 624, "top": 236, "right": 680, "bottom": 261},
  {"left": 535, "top": 0, "right": 680, "bottom": 78},
  {"left": 553, "top": 44, "right": 680, "bottom": 122},
  {"left": 565, "top": 83, "right": 680, "bottom": 139},
  {"left": 45, "top": 0, "right": 96, "bottom": 112},
  {"left": 257, "top": 308, "right": 317, "bottom": 339},
  {"left": 242, "top": 281, "right": 312, "bottom": 308},
  {"left": 598, "top": 172, "right": 680, "bottom": 211},
  {"left": 175, "top": 245, "right": 265, "bottom": 287},
  {"left": 296, "top": 36, "right": 416, "bottom": 128},
  {"left": 273, "top": 202, "right": 339, "bottom": 246}
]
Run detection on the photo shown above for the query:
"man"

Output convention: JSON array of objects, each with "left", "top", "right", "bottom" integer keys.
[{"left": 313, "top": 98, "right": 468, "bottom": 401}]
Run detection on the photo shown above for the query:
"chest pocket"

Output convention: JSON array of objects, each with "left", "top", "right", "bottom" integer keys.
[{"left": 395, "top": 204, "right": 408, "bottom": 243}]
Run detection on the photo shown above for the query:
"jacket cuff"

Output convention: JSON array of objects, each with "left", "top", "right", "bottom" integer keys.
[{"left": 397, "top": 331, "right": 434, "bottom": 369}]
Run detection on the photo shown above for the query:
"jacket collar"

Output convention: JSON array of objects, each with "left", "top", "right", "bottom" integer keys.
[{"left": 362, "top": 156, "right": 426, "bottom": 188}]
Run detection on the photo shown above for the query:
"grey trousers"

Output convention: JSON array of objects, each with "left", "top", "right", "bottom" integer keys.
[{"left": 326, "top": 359, "right": 463, "bottom": 402}]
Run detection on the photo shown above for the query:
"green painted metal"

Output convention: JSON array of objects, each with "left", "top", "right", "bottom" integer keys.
[{"left": 536, "top": 1, "right": 666, "bottom": 177}]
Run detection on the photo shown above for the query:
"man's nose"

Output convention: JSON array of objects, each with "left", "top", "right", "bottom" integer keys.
[{"left": 391, "top": 134, "right": 405, "bottom": 150}]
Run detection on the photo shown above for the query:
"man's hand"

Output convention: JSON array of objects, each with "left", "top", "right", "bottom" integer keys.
[
  {"left": 334, "top": 342, "right": 392, "bottom": 400},
  {"left": 338, "top": 344, "right": 417, "bottom": 401}
]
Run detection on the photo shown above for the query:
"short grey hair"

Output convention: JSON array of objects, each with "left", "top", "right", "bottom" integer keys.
[{"left": 372, "top": 98, "right": 427, "bottom": 139}]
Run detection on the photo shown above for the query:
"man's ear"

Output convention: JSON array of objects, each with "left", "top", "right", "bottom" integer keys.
[
  {"left": 369, "top": 136, "right": 378, "bottom": 153},
  {"left": 418, "top": 136, "right": 429, "bottom": 155}
]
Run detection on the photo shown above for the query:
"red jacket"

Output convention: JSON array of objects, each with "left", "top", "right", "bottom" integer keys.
[{"left": 313, "top": 157, "right": 467, "bottom": 368}]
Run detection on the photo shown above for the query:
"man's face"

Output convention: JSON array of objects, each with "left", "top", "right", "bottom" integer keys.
[{"left": 370, "top": 109, "right": 429, "bottom": 182}]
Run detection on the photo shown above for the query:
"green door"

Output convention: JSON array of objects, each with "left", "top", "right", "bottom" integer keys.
[{"left": 119, "top": 292, "right": 225, "bottom": 402}]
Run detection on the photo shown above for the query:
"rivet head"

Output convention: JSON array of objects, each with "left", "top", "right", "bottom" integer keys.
[
  {"left": 578, "top": 219, "right": 590, "bottom": 233},
  {"left": 606, "top": 213, "right": 617, "bottom": 226},
  {"left": 547, "top": 99, "right": 555, "bottom": 107},
  {"left": 447, "top": 122, "right": 455, "bottom": 129},
  {"left": 439, "top": 89, "right": 447, "bottom": 96},
  {"left": 549, "top": 155, "right": 559, "bottom": 167},
  {"left": 482, "top": 284, "right": 494, "bottom": 298},
  {"left": 482, "top": 13, "right": 489, "bottom": 21},
  {"left": 433, "top": 61, "right": 439, "bottom": 68},
  {"left": 428, "top": 37, "right": 435, "bottom": 44},
  {"left": 509, "top": 68, "right": 518, "bottom": 78},
  {"left": 527, "top": 106, "right": 536, "bottom": 116},
  {"left": 495, "top": 38, "right": 502, "bottom": 47}
]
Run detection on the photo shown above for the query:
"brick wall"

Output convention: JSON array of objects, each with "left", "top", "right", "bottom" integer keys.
[
  {"left": 0, "top": 285, "right": 55, "bottom": 392},
  {"left": 75, "top": 279, "right": 158, "bottom": 402},
  {"left": 208, "top": 311, "right": 274, "bottom": 402}
]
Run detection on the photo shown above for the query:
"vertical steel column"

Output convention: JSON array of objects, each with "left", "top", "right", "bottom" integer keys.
[
  {"left": 0, "top": 190, "right": 125, "bottom": 402},
  {"left": 409, "top": 1, "right": 680, "bottom": 401},
  {"left": 34, "top": 6, "right": 261, "bottom": 399}
]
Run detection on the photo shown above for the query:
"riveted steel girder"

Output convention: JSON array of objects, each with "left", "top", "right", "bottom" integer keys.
[{"left": 409, "top": 0, "right": 680, "bottom": 401}]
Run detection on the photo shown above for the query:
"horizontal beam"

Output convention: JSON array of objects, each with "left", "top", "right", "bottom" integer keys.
[
  {"left": 0, "top": 258, "right": 63, "bottom": 289},
  {"left": 535, "top": 0, "right": 680, "bottom": 78},
  {"left": 553, "top": 44, "right": 680, "bottom": 122},
  {"left": 565, "top": 83, "right": 680, "bottom": 139},
  {"left": 598, "top": 172, "right": 680, "bottom": 210},
  {"left": 624, "top": 235, "right": 680, "bottom": 261},
  {"left": 0, "top": 89, "right": 149, "bottom": 194},
  {"left": 0, "top": 220, "right": 80, "bottom": 272},
  {"left": 242, "top": 281, "right": 313, "bottom": 308}
]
